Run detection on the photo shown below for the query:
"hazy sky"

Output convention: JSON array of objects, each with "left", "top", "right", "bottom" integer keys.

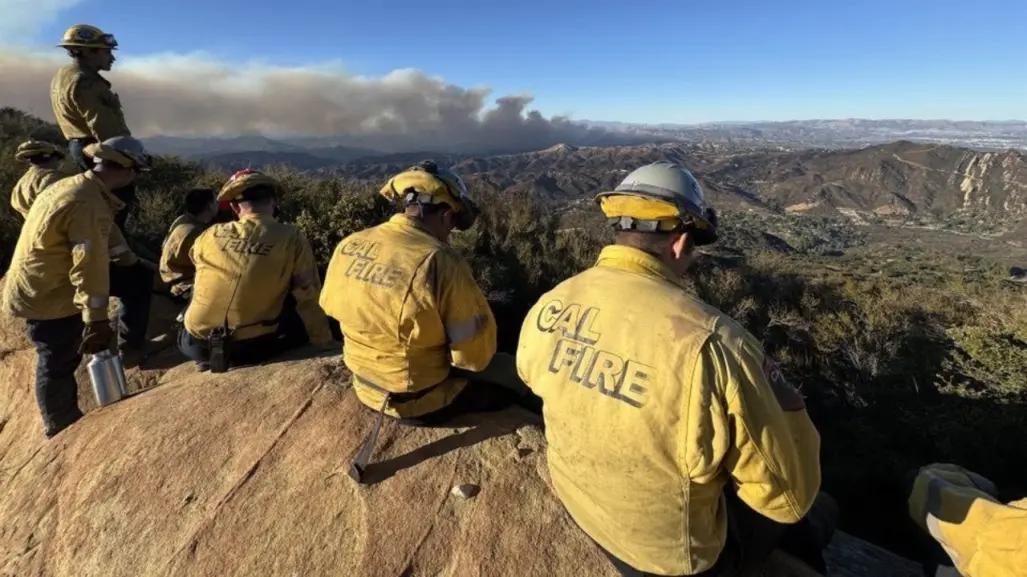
[{"left": 1, "top": 0, "right": 1024, "bottom": 133}]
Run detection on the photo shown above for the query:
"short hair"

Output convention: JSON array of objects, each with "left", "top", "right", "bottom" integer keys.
[
  {"left": 184, "top": 188, "right": 215, "bottom": 216},
  {"left": 614, "top": 230, "right": 679, "bottom": 255},
  {"left": 232, "top": 184, "right": 278, "bottom": 204},
  {"left": 403, "top": 202, "right": 449, "bottom": 218}
]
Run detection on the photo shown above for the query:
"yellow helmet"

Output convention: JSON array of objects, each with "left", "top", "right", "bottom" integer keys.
[
  {"left": 217, "top": 169, "right": 285, "bottom": 203},
  {"left": 14, "top": 140, "right": 65, "bottom": 162},
  {"left": 379, "top": 160, "right": 477, "bottom": 230},
  {"left": 83, "top": 136, "right": 153, "bottom": 171},
  {"left": 57, "top": 24, "right": 118, "bottom": 50}
]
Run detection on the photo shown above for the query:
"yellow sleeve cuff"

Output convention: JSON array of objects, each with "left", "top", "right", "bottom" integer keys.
[{"left": 83, "top": 307, "right": 109, "bottom": 323}]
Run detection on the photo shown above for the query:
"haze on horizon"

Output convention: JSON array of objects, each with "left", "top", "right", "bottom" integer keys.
[{"left": 1, "top": 0, "right": 1024, "bottom": 150}]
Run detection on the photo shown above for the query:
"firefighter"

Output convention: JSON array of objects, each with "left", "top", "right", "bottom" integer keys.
[
  {"left": 50, "top": 24, "right": 136, "bottom": 232},
  {"left": 9, "top": 140, "right": 71, "bottom": 219},
  {"left": 515, "top": 161, "right": 836, "bottom": 576},
  {"left": 1, "top": 136, "right": 152, "bottom": 438},
  {"left": 319, "top": 160, "right": 538, "bottom": 483},
  {"left": 907, "top": 463, "right": 1027, "bottom": 577},
  {"left": 177, "top": 170, "right": 334, "bottom": 372},
  {"left": 159, "top": 188, "right": 218, "bottom": 302}
]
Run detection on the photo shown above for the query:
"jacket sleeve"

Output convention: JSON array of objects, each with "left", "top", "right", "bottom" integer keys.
[
  {"left": 72, "top": 76, "right": 131, "bottom": 141},
  {"left": 433, "top": 249, "right": 496, "bottom": 372},
  {"left": 159, "top": 223, "right": 200, "bottom": 286},
  {"left": 318, "top": 238, "right": 346, "bottom": 322},
  {"left": 907, "top": 464, "right": 1027, "bottom": 577},
  {"left": 10, "top": 179, "right": 30, "bottom": 219},
  {"left": 706, "top": 329, "right": 821, "bottom": 523},
  {"left": 66, "top": 201, "right": 112, "bottom": 323},
  {"left": 289, "top": 231, "right": 333, "bottom": 345}
]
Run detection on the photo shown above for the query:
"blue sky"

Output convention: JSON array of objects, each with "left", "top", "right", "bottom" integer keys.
[{"left": 12, "top": 0, "right": 1027, "bottom": 123}]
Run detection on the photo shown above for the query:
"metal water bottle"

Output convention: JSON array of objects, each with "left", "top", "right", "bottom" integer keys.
[{"left": 88, "top": 350, "right": 128, "bottom": 407}]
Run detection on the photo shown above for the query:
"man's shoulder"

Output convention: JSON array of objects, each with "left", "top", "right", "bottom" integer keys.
[
  {"left": 51, "top": 172, "right": 92, "bottom": 197},
  {"left": 53, "top": 63, "right": 93, "bottom": 87},
  {"left": 169, "top": 215, "right": 202, "bottom": 234}
]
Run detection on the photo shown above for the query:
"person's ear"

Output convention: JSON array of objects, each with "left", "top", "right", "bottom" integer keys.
[
  {"left": 670, "top": 231, "right": 694, "bottom": 260},
  {"left": 442, "top": 207, "right": 456, "bottom": 230}
]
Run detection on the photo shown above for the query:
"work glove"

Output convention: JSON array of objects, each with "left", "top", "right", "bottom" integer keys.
[{"left": 79, "top": 320, "right": 114, "bottom": 355}]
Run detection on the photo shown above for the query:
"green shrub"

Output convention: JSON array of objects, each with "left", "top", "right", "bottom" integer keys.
[{"left": 2, "top": 109, "right": 1025, "bottom": 559}]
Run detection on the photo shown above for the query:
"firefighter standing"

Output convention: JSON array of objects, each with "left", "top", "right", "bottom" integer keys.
[
  {"left": 50, "top": 24, "right": 135, "bottom": 232},
  {"left": 515, "top": 162, "right": 836, "bottom": 576},
  {"left": 177, "top": 170, "right": 333, "bottom": 372},
  {"left": 50, "top": 24, "right": 156, "bottom": 356},
  {"left": 1, "top": 136, "right": 153, "bottom": 438}
]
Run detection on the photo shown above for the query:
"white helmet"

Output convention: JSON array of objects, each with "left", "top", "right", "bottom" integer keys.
[{"left": 595, "top": 161, "right": 718, "bottom": 245}]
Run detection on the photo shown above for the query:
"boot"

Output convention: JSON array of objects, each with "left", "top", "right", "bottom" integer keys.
[{"left": 43, "top": 408, "right": 84, "bottom": 439}]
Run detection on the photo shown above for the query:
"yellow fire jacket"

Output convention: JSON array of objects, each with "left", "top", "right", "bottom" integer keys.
[
  {"left": 10, "top": 165, "right": 69, "bottom": 219},
  {"left": 516, "top": 245, "right": 822, "bottom": 576},
  {"left": 159, "top": 213, "right": 207, "bottom": 297},
  {"left": 183, "top": 214, "right": 332, "bottom": 345},
  {"left": 2, "top": 171, "right": 122, "bottom": 323},
  {"left": 49, "top": 62, "right": 131, "bottom": 141},
  {"left": 908, "top": 463, "right": 1027, "bottom": 577},
  {"left": 10, "top": 164, "right": 137, "bottom": 268},
  {"left": 319, "top": 214, "right": 497, "bottom": 418}
]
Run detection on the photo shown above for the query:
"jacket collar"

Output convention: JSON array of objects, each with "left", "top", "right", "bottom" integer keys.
[
  {"left": 238, "top": 212, "right": 277, "bottom": 223},
  {"left": 594, "top": 245, "right": 685, "bottom": 288},
  {"left": 83, "top": 171, "right": 125, "bottom": 214},
  {"left": 389, "top": 213, "right": 445, "bottom": 244}
]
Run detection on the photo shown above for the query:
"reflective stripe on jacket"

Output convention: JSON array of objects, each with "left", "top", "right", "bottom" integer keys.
[
  {"left": 320, "top": 214, "right": 497, "bottom": 418},
  {"left": 516, "top": 245, "right": 821, "bottom": 575}
]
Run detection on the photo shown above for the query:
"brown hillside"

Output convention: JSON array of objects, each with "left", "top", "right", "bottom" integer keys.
[
  {"left": 315, "top": 140, "right": 1027, "bottom": 219},
  {"left": 0, "top": 285, "right": 922, "bottom": 577}
]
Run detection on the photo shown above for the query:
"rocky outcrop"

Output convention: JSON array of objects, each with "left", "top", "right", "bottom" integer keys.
[{"left": 0, "top": 296, "right": 922, "bottom": 577}]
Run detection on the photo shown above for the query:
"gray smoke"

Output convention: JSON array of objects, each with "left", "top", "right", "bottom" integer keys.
[{"left": 0, "top": 48, "right": 653, "bottom": 153}]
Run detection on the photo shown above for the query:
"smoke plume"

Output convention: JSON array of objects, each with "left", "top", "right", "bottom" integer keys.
[{"left": 0, "top": 48, "right": 649, "bottom": 153}]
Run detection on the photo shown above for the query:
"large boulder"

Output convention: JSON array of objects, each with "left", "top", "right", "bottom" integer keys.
[{"left": 0, "top": 291, "right": 921, "bottom": 576}]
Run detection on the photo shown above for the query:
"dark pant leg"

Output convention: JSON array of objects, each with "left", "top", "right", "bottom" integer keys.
[
  {"left": 26, "top": 315, "right": 85, "bottom": 436},
  {"left": 177, "top": 326, "right": 209, "bottom": 364},
  {"left": 229, "top": 295, "right": 310, "bottom": 367},
  {"left": 397, "top": 380, "right": 523, "bottom": 427},
  {"left": 110, "top": 262, "right": 154, "bottom": 348},
  {"left": 595, "top": 491, "right": 834, "bottom": 577},
  {"left": 723, "top": 490, "right": 834, "bottom": 575},
  {"left": 449, "top": 351, "right": 544, "bottom": 415},
  {"left": 68, "top": 139, "right": 91, "bottom": 173}
]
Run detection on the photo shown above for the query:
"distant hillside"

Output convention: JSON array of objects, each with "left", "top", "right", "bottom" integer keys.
[
  {"left": 290, "top": 140, "right": 1027, "bottom": 226},
  {"left": 583, "top": 118, "right": 1027, "bottom": 151}
]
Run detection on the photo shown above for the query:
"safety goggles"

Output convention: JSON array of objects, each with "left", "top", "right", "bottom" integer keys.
[{"left": 74, "top": 30, "right": 118, "bottom": 49}]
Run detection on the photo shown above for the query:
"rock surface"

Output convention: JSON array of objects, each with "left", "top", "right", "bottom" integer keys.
[{"left": 0, "top": 289, "right": 923, "bottom": 577}]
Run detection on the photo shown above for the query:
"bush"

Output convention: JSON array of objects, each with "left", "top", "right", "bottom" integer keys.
[{"left": 2, "top": 109, "right": 1025, "bottom": 559}]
